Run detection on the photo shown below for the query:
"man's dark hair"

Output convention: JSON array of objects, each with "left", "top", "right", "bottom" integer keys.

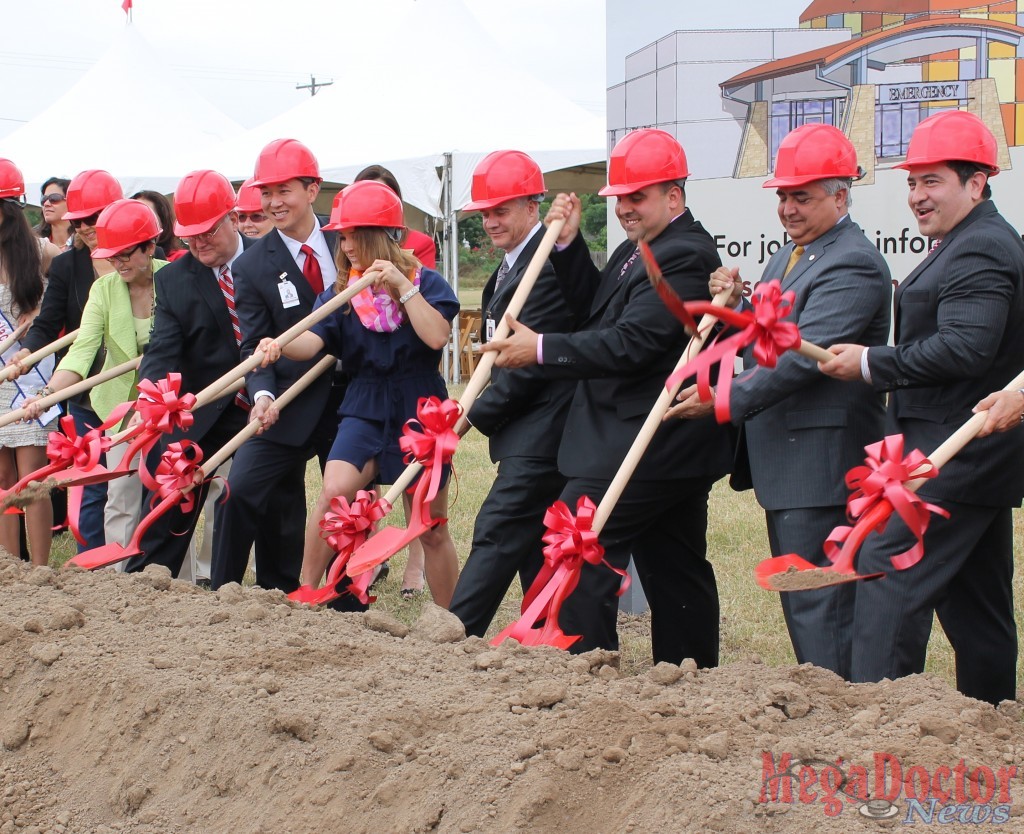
[
  {"left": 947, "top": 160, "right": 993, "bottom": 200},
  {"left": 659, "top": 178, "right": 687, "bottom": 200}
]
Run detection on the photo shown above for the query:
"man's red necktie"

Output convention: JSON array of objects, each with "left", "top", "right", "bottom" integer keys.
[{"left": 300, "top": 244, "right": 323, "bottom": 294}]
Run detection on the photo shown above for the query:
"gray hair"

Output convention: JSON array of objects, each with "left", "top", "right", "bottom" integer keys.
[{"left": 820, "top": 177, "right": 853, "bottom": 208}]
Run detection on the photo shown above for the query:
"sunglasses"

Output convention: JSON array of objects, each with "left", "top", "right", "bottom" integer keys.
[
  {"left": 70, "top": 213, "right": 100, "bottom": 229},
  {"left": 237, "top": 212, "right": 267, "bottom": 223},
  {"left": 41, "top": 193, "right": 66, "bottom": 205}
]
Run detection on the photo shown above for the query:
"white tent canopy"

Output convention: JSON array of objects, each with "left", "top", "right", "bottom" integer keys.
[
  {"left": 3, "top": 25, "right": 243, "bottom": 199},
  {"left": 198, "top": 0, "right": 604, "bottom": 217}
]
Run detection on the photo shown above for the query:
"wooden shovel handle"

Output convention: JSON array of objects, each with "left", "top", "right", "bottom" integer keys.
[
  {"left": 192, "top": 275, "right": 374, "bottom": 409},
  {"left": 0, "top": 321, "right": 29, "bottom": 358},
  {"left": 906, "top": 366, "right": 1024, "bottom": 491},
  {"left": 0, "top": 329, "right": 79, "bottom": 383},
  {"left": 199, "top": 355, "right": 337, "bottom": 476},
  {"left": 591, "top": 291, "right": 730, "bottom": 533},
  {"left": 0, "top": 356, "right": 142, "bottom": 430}
]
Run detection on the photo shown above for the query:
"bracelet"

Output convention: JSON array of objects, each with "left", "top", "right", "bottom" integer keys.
[
  {"left": 38, "top": 386, "right": 53, "bottom": 398},
  {"left": 399, "top": 286, "right": 420, "bottom": 305}
]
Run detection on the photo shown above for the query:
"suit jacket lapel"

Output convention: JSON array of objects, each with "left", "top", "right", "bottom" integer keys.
[
  {"left": 491, "top": 228, "right": 543, "bottom": 307},
  {"left": 780, "top": 220, "right": 849, "bottom": 292}
]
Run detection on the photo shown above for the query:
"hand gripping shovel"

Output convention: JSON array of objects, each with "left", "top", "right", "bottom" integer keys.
[
  {"left": 64, "top": 355, "right": 339, "bottom": 570},
  {"left": 493, "top": 291, "right": 731, "bottom": 648},
  {"left": 755, "top": 366, "right": 1024, "bottom": 591},
  {"left": 289, "top": 219, "right": 569, "bottom": 606}
]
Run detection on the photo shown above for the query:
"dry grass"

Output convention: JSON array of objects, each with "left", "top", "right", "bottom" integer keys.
[{"left": 43, "top": 383, "right": 1024, "bottom": 689}]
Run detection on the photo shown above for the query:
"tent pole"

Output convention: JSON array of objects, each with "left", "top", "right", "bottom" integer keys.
[{"left": 441, "top": 151, "right": 460, "bottom": 384}]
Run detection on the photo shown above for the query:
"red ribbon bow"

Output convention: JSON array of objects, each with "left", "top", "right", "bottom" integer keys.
[
  {"left": 663, "top": 279, "right": 802, "bottom": 423},
  {"left": 140, "top": 440, "right": 204, "bottom": 515},
  {"left": 46, "top": 415, "right": 111, "bottom": 471},
  {"left": 135, "top": 374, "right": 197, "bottom": 435},
  {"left": 399, "top": 396, "right": 461, "bottom": 503},
  {"left": 316, "top": 489, "right": 391, "bottom": 605},
  {"left": 825, "top": 434, "right": 949, "bottom": 572},
  {"left": 492, "top": 496, "right": 629, "bottom": 650}
]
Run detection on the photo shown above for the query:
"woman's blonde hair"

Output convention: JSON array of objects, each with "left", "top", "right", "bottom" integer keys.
[{"left": 333, "top": 227, "right": 420, "bottom": 301}]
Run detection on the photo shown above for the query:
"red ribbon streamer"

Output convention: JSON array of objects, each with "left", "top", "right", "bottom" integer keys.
[
  {"left": 399, "top": 396, "right": 461, "bottom": 503},
  {"left": 114, "top": 374, "right": 198, "bottom": 480},
  {"left": 824, "top": 434, "right": 949, "bottom": 572},
  {"left": 492, "top": 496, "right": 629, "bottom": 649},
  {"left": 317, "top": 490, "right": 390, "bottom": 605},
  {"left": 662, "top": 280, "right": 802, "bottom": 423}
]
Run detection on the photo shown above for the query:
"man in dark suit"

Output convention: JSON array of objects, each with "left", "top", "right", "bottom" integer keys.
[
  {"left": 126, "top": 170, "right": 257, "bottom": 578},
  {"left": 212, "top": 138, "right": 344, "bottom": 595},
  {"left": 668, "top": 125, "right": 891, "bottom": 678},
  {"left": 448, "top": 150, "right": 576, "bottom": 637},
  {"left": 821, "top": 111, "right": 1024, "bottom": 704},
  {"left": 484, "top": 129, "right": 733, "bottom": 666}
]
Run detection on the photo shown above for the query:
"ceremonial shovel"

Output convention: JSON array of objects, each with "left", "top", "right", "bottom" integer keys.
[
  {"left": 295, "top": 219, "right": 568, "bottom": 605},
  {"left": 755, "top": 367, "right": 1024, "bottom": 591},
  {"left": 65, "top": 355, "right": 338, "bottom": 570},
  {"left": 492, "top": 289, "right": 731, "bottom": 648},
  {"left": 0, "top": 321, "right": 30, "bottom": 356}
]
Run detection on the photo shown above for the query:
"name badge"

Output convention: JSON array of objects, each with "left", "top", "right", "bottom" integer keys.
[
  {"left": 278, "top": 278, "right": 300, "bottom": 309},
  {"left": 486, "top": 316, "right": 495, "bottom": 342}
]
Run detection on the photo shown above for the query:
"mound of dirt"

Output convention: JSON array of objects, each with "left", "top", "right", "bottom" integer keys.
[{"left": 1, "top": 553, "right": 1022, "bottom": 833}]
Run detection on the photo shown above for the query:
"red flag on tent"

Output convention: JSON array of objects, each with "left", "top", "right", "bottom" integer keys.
[{"left": 122, "top": 0, "right": 132, "bottom": 14}]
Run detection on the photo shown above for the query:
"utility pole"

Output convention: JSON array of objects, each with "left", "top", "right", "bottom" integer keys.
[{"left": 296, "top": 75, "right": 333, "bottom": 96}]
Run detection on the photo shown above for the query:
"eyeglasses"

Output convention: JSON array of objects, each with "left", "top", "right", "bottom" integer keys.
[
  {"left": 237, "top": 212, "right": 267, "bottom": 223},
  {"left": 108, "top": 246, "right": 140, "bottom": 264},
  {"left": 70, "top": 213, "right": 100, "bottom": 229},
  {"left": 183, "top": 215, "right": 227, "bottom": 245},
  {"left": 41, "top": 193, "right": 66, "bottom": 205}
]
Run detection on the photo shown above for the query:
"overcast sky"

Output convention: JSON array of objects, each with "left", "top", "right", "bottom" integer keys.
[{"left": 0, "top": 1, "right": 813, "bottom": 139}]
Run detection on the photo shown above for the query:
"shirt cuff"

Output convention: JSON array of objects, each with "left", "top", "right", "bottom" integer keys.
[
  {"left": 254, "top": 390, "right": 276, "bottom": 403},
  {"left": 859, "top": 348, "right": 872, "bottom": 383},
  {"left": 536, "top": 334, "right": 544, "bottom": 365}
]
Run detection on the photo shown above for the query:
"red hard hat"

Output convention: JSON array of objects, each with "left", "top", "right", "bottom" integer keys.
[
  {"left": 235, "top": 177, "right": 263, "bottom": 213},
  {"left": 599, "top": 129, "right": 689, "bottom": 196},
  {"left": 251, "top": 138, "right": 321, "bottom": 187},
  {"left": 764, "top": 124, "right": 862, "bottom": 188},
  {"left": 463, "top": 150, "right": 545, "bottom": 211},
  {"left": 64, "top": 170, "right": 123, "bottom": 220},
  {"left": 895, "top": 110, "right": 1000, "bottom": 174},
  {"left": 91, "top": 199, "right": 161, "bottom": 259},
  {"left": 173, "top": 170, "right": 236, "bottom": 236},
  {"left": 324, "top": 180, "right": 404, "bottom": 231},
  {"left": 0, "top": 159, "right": 26, "bottom": 201}
]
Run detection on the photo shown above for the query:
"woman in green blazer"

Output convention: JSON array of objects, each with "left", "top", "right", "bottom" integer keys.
[{"left": 26, "top": 199, "right": 166, "bottom": 550}]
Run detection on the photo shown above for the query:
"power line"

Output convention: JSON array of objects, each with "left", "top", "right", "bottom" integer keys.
[{"left": 296, "top": 75, "right": 334, "bottom": 96}]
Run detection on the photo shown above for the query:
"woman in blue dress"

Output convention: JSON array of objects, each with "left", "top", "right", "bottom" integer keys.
[{"left": 259, "top": 180, "right": 461, "bottom": 607}]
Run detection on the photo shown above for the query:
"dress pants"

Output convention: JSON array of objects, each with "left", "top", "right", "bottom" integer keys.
[
  {"left": 209, "top": 433, "right": 307, "bottom": 592},
  {"left": 449, "top": 456, "right": 566, "bottom": 638},
  {"left": 851, "top": 499, "right": 1016, "bottom": 705},
  {"left": 556, "top": 475, "right": 719, "bottom": 667},
  {"left": 765, "top": 506, "right": 855, "bottom": 678},
  {"left": 68, "top": 402, "right": 107, "bottom": 552}
]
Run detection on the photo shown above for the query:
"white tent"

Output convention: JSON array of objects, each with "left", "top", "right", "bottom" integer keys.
[
  {"left": 199, "top": 0, "right": 605, "bottom": 217},
  {"left": 2, "top": 25, "right": 243, "bottom": 198}
]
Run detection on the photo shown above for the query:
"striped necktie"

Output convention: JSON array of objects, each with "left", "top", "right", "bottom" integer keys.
[
  {"left": 218, "top": 265, "right": 250, "bottom": 411},
  {"left": 494, "top": 258, "right": 510, "bottom": 292},
  {"left": 784, "top": 245, "right": 805, "bottom": 276}
]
